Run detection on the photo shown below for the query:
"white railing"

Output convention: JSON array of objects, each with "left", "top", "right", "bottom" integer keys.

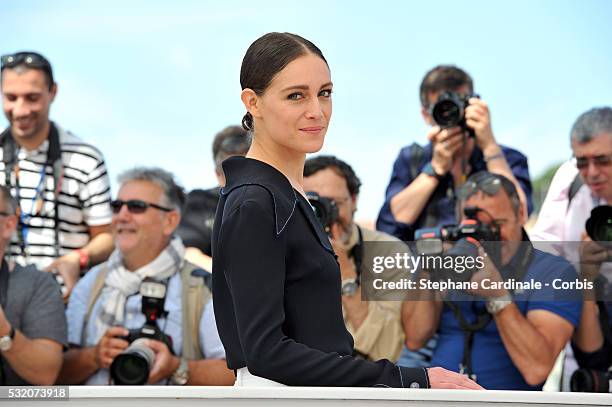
[{"left": 50, "top": 386, "right": 612, "bottom": 406}]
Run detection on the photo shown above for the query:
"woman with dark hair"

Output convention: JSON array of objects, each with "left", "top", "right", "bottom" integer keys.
[{"left": 212, "top": 32, "right": 482, "bottom": 389}]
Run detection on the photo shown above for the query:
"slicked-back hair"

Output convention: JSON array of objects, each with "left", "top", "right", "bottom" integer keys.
[{"left": 240, "top": 32, "right": 328, "bottom": 130}]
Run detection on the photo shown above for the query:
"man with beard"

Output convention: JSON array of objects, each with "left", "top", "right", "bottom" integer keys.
[{"left": 303, "top": 155, "right": 407, "bottom": 362}]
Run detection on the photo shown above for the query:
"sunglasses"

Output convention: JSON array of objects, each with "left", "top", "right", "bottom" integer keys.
[
  {"left": 1, "top": 52, "right": 54, "bottom": 85},
  {"left": 575, "top": 154, "right": 612, "bottom": 170},
  {"left": 457, "top": 172, "right": 515, "bottom": 201},
  {"left": 1, "top": 52, "right": 51, "bottom": 69},
  {"left": 110, "top": 199, "right": 173, "bottom": 214}
]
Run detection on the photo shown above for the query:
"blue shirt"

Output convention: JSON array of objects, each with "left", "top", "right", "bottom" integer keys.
[
  {"left": 66, "top": 265, "right": 226, "bottom": 385},
  {"left": 376, "top": 143, "right": 533, "bottom": 241},
  {"left": 431, "top": 249, "right": 582, "bottom": 390}
]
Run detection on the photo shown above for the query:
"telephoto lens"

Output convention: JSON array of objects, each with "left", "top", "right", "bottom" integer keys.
[{"left": 110, "top": 338, "right": 156, "bottom": 385}]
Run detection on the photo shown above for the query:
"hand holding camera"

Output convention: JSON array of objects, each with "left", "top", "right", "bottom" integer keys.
[
  {"left": 430, "top": 92, "right": 498, "bottom": 159},
  {"left": 468, "top": 246, "right": 508, "bottom": 299},
  {"left": 464, "top": 98, "right": 496, "bottom": 153},
  {"left": 143, "top": 339, "right": 180, "bottom": 384},
  {"left": 429, "top": 125, "right": 466, "bottom": 175},
  {"left": 95, "top": 326, "right": 129, "bottom": 370},
  {"left": 579, "top": 205, "right": 612, "bottom": 282}
]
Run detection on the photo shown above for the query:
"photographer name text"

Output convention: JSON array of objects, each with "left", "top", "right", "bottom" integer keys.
[{"left": 372, "top": 278, "right": 594, "bottom": 292}]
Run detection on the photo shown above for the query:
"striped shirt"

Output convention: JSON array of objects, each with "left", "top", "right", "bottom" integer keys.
[{"left": 0, "top": 123, "right": 112, "bottom": 269}]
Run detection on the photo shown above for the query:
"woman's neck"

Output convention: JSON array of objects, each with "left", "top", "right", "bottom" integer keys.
[{"left": 246, "top": 133, "right": 306, "bottom": 197}]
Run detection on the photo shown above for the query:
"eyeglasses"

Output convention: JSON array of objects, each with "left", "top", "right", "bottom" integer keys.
[
  {"left": 1, "top": 52, "right": 54, "bottom": 84},
  {"left": 110, "top": 199, "right": 173, "bottom": 214},
  {"left": 575, "top": 154, "right": 612, "bottom": 170}
]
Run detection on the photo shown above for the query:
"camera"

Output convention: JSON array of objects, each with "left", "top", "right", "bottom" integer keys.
[
  {"left": 586, "top": 205, "right": 612, "bottom": 243},
  {"left": 414, "top": 206, "right": 501, "bottom": 282},
  {"left": 110, "top": 280, "right": 173, "bottom": 385},
  {"left": 571, "top": 368, "right": 612, "bottom": 393},
  {"left": 306, "top": 191, "right": 339, "bottom": 235},
  {"left": 430, "top": 91, "right": 479, "bottom": 138}
]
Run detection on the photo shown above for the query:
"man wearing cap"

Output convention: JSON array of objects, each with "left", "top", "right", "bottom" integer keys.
[{"left": 1, "top": 51, "right": 114, "bottom": 298}]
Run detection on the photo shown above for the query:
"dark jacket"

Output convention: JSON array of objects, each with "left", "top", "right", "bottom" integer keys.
[{"left": 212, "top": 156, "right": 429, "bottom": 388}]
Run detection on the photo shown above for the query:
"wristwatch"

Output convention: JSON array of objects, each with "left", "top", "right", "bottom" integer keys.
[
  {"left": 422, "top": 162, "right": 445, "bottom": 182},
  {"left": 486, "top": 293, "right": 513, "bottom": 315},
  {"left": 170, "top": 357, "right": 189, "bottom": 385},
  {"left": 341, "top": 278, "right": 359, "bottom": 296},
  {"left": 0, "top": 325, "right": 15, "bottom": 352}
]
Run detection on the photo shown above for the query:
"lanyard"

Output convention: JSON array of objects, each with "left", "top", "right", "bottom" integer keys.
[{"left": 13, "top": 163, "right": 48, "bottom": 258}]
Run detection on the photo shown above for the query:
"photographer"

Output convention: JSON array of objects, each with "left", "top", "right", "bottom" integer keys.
[
  {"left": 1, "top": 52, "right": 114, "bottom": 299},
  {"left": 531, "top": 107, "right": 612, "bottom": 391},
  {"left": 303, "top": 155, "right": 406, "bottom": 362},
  {"left": 403, "top": 171, "right": 581, "bottom": 390},
  {"left": 177, "top": 125, "right": 250, "bottom": 272},
  {"left": 378, "top": 65, "right": 533, "bottom": 368},
  {"left": 377, "top": 65, "right": 532, "bottom": 241},
  {"left": 0, "top": 185, "right": 66, "bottom": 385},
  {"left": 58, "top": 167, "right": 233, "bottom": 385}
]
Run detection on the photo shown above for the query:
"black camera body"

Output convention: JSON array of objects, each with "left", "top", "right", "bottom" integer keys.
[
  {"left": 586, "top": 205, "right": 612, "bottom": 243},
  {"left": 571, "top": 368, "right": 612, "bottom": 393},
  {"left": 110, "top": 280, "right": 173, "bottom": 385},
  {"left": 121, "top": 322, "right": 174, "bottom": 350},
  {"left": 306, "top": 191, "right": 339, "bottom": 235},
  {"left": 431, "top": 91, "right": 479, "bottom": 138},
  {"left": 415, "top": 207, "right": 501, "bottom": 282}
]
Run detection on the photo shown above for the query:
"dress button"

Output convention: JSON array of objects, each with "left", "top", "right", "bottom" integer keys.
[{"left": 410, "top": 382, "right": 420, "bottom": 388}]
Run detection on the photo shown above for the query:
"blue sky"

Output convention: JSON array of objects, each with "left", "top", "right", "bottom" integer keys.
[{"left": 3, "top": 0, "right": 611, "bottom": 220}]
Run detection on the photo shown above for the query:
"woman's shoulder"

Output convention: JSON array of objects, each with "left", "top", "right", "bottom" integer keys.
[
  {"left": 223, "top": 184, "right": 276, "bottom": 215},
  {"left": 221, "top": 157, "right": 299, "bottom": 235}
]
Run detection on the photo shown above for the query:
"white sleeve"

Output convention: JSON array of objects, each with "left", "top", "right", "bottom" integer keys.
[{"left": 529, "top": 160, "right": 578, "bottom": 245}]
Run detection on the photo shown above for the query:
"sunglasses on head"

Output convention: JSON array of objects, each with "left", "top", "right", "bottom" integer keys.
[
  {"left": 575, "top": 154, "right": 612, "bottom": 170},
  {"left": 1, "top": 52, "right": 50, "bottom": 69},
  {"left": 457, "top": 172, "right": 514, "bottom": 201},
  {"left": 110, "top": 199, "right": 173, "bottom": 214},
  {"left": 1, "top": 52, "right": 54, "bottom": 83}
]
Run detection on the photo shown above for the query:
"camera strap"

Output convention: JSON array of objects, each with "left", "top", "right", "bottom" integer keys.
[
  {"left": 350, "top": 225, "right": 364, "bottom": 285},
  {"left": 447, "top": 230, "right": 534, "bottom": 382},
  {"left": 445, "top": 300, "right": 491, "bottom": 382}
]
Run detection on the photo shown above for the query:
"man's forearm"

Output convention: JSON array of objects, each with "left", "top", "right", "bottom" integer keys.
[
  {"left": 390, "top": 173, "right": 439, "bottom": 224},
  {"left": 1, "top": 331, "right": 62, "bottom": 385},
  {"left": 482, "top": 143, "right": 528, "bottom": 214},
  {"left": 186, "top": 359, "right": 234, "bottom": 385},
  {"left": 56, "top": 346, "right": 99, "bottom": 385},
  {"left": 494, "top": 305, "right": 557, "bottom": 385},
  {"left": 82, "top": 231, "right": 114, "bottom": 267},
  {"left": 573, "top": 300, "right": 604, "bottom": 353}
]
